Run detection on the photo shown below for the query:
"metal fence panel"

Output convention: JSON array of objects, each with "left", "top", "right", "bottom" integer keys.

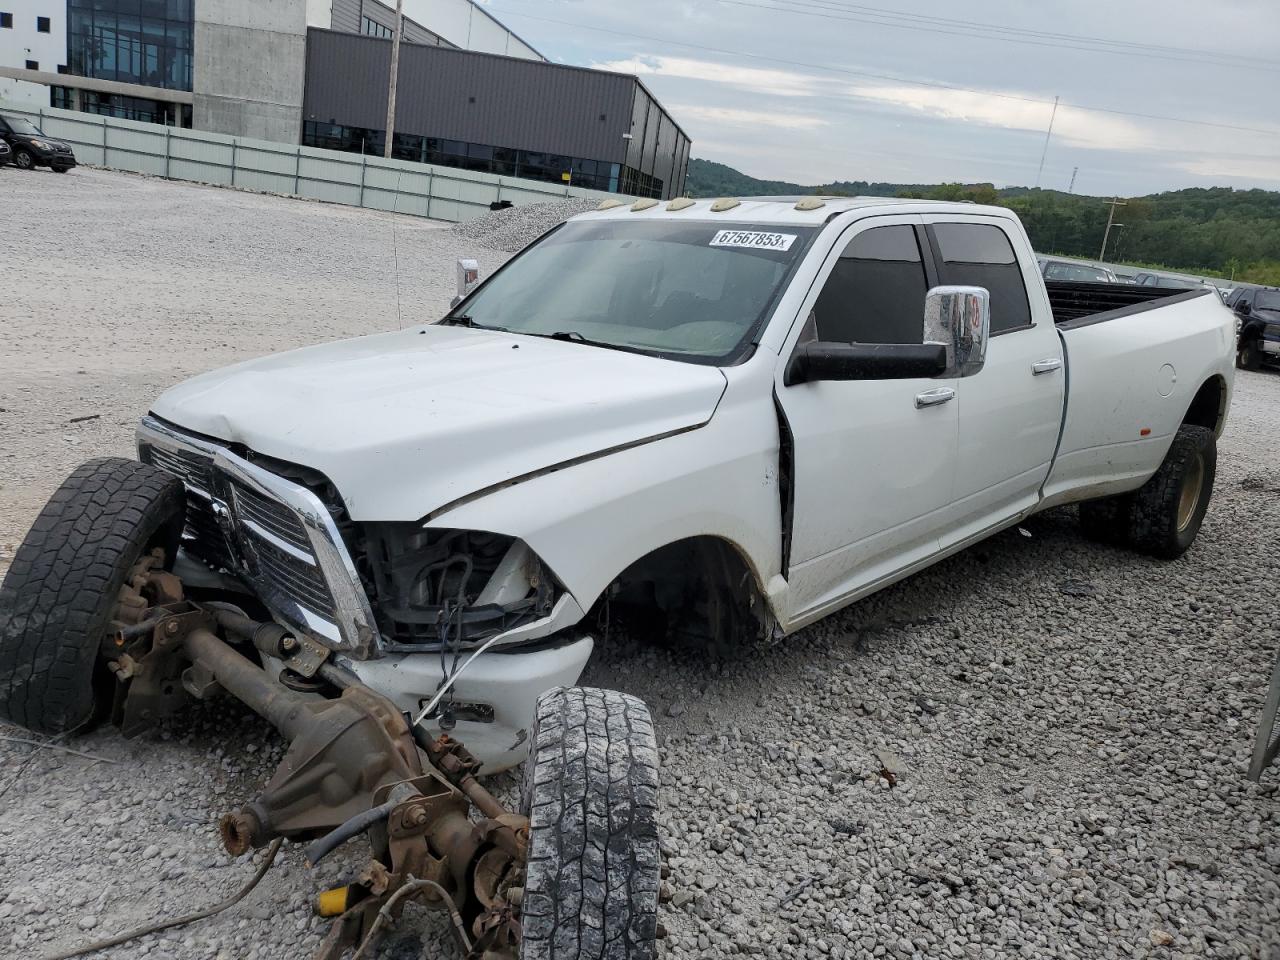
[{"left": 1, "top": 100, "right": 636, "bottom": 222}]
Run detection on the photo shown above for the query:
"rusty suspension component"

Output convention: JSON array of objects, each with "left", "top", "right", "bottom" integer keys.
[{"left": 109, "top": 561, "right": 530, "bottom": 960}]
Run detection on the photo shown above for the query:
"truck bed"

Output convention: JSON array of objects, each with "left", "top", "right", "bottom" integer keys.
[
  {"left": 1040, "top": 280, "right": 1232, "bottom": 509},
  {"left": 1045, "top": 280, "right": 1212, "bottom": 326}
]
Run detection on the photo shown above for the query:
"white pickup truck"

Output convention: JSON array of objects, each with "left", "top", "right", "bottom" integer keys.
[{"left": 0, "top": 197, "right": 1235, "bottom": 960}]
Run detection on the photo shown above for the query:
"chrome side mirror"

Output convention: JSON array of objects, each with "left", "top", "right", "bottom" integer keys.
[
  {"left": 451, "top": 258, "right": 480, "bottom": 308},
  {"left": 923, "top": 285, "right": 990, "bottom": 378}
]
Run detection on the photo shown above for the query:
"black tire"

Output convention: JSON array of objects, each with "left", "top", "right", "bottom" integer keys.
[
  {"left": 1127, "top": 425, "right": 1216, "bottom": 560},
  {"left": 1236, "top": 339, "right": 1261, "bottom": 371},
  {"left": 53, "top": 166, "right": 70, "bottom": 174},
  {"left": 13, "top": 147, "right": 34, "bottom": 171},
  {"left": 0, "top": 459, "right": 185, "bottom": 735},
  {"left": 1078, "top": 493, "right": 1134, "bottom": 547},
  {"left": 521, "top": 687, "right": 660, "bottom": 960}
]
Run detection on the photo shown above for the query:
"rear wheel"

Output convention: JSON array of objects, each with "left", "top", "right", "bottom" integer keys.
[
  {"left": 13, "top": 147, "right": 34, "bottom": 171},
  {"left": 520, "top": 686, "right": 660, "bottom": 960},
  {"left": 1127, "top": 425, "right": 1216, "bottom": 560},
  {"left": 0, "top": 459, "right": 185, "bottom": 734}
]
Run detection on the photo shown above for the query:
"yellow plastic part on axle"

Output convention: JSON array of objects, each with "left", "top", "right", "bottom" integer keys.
[{"left": 316, "top": 886, "right": 351, "bottom": 917}]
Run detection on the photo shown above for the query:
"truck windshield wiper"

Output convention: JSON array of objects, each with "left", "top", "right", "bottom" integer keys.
[
  {"left": 538, "top": 331, "right": 643, "bottom": 355},
  {"left": 439, "top": 316, "right": 511, "bottom": 332}
]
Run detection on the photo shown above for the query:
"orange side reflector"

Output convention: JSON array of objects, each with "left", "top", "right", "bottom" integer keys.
[{"left": 1140, "top": 428, "right": 1152, "bottom": 437}]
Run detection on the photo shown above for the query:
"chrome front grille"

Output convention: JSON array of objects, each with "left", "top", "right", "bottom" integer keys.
[
  {"left": 144, "top": 443, "right": 234, "bottom": 571},
  {"left": 230, "top": 480, "right": 313, "bottom": 554},
  {"left": 136, "top": 416, "right": 377, "bottom": 657},
  {"left": 147, "top": 443, "right": 214, "bottom": 493},
  {"left": 254, "top": 543, "right": 337, "bottom": 618}
]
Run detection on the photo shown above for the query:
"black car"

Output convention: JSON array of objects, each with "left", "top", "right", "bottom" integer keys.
[
  {"left": 1233, "top": 286, "right": 1280, "bottom": 371},
  {"left": 0, "top": 139, "right": 10, "bottom": 166},
  {"left": 0, "top": 114, "right": 76, "bottom": 172}
]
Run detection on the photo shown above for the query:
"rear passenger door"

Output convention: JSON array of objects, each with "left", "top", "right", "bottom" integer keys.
[{"left": 920, "top": 217, "right": 1066, "bottom": 547}]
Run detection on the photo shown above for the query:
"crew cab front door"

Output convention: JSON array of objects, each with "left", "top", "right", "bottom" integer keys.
[{"left": 776, "top": 218, "right": 958, "bottom": 627}]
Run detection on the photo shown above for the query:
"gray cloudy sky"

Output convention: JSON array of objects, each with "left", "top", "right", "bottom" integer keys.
[{"left": 482, "top": 0, "right": 1280, "bottom": 196}]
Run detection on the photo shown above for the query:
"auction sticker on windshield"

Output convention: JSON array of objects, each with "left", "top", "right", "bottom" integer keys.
[{"left": 709, "top": 230, "right": 798, "bottom": 251}]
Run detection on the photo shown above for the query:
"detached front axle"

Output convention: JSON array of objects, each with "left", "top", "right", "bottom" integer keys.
[{"left": 112, "top": 555, "right": 527, "bottom": 959}]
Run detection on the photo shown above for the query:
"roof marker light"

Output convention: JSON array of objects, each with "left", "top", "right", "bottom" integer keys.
[
  {"left": 795, "top": 197, "right": 826, "bottom": 211},
  {"left": 710, "top": 198, "right": 741, "bottom": 212},
  {"left": 631, "top": 198, "right": 659, "bottom": 211},
  {"left": 597, "top": 198, "right": 625, "bottom": 210},
  {"left": 667, "top": 197, "right": 696, "bottom": 211}
]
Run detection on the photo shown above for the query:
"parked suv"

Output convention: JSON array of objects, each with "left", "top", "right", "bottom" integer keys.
[
  {"left": 0, "top": 114, "right": 76, "bottom": 172},
  {"left": 1232, "top": 286, "right": 1280, "bottom": 370}
]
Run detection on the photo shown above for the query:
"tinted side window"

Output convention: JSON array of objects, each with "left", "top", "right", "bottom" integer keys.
[
  {"left": 812, "top": 225, "right": 927, "bottom": 344},
  {"left": 932, "top": 223, "right": 1032, "bottom": 334}
]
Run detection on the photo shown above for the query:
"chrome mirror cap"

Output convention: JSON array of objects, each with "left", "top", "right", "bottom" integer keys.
[{"left": 923, "top": 285, "right": 990, "bottom": 378}]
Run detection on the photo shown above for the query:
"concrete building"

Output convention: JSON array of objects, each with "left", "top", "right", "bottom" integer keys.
[
  {"left": 314, "top": 0, "right": 543, "bottom": 60},
  {"left": 0, "top": 0, "right": 689, "bottom": 197},
  {"left": 194, "top": 0, "right": 308, "bottom": 143},
  {"left": 302, "top": 30, "right": 689, "bottom": 198},
  {"left": 0, "top": 0, "right": 68, "bottom": 106}
]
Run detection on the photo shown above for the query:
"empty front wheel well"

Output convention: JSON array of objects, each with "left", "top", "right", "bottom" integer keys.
[
  {"left": 1182, "top": 375, "right": 1227, "bottom": 437},
  {"left": 598, "top": 536, "right": 772, "bottom": 650}
]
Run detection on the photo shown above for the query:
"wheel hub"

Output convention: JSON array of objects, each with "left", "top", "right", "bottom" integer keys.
[{"left": 1177, "top": 453, "right": 1204, "bottom": 532}]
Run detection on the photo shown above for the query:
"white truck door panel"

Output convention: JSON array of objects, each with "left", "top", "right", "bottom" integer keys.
[
  {"left": 776, "top": 218, "right": 958, "bottom": 624},
  {"left": 920, "top": 218, "right": 1066, "bottom": 547}
]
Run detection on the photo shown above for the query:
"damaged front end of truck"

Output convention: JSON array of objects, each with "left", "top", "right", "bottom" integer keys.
[
  {"left": 0, "top": 446, "right": 659, "bottom": 959},
  {"left": 135, "top": 414, "right": 597, "bottom": 772}
]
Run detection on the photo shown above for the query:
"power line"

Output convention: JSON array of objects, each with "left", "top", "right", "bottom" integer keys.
[
  {"left": 772, "top": 0, "right": 1275, "bottom": 64},
  {"left": 488, "top": 7, "right": 1280, "bottom": 139},
  {"left": 732, "top": 0, "right": 1277, "bottom": 71},
  {"left": 738, "top": 0, "right": 1275, "bottom": 71}
]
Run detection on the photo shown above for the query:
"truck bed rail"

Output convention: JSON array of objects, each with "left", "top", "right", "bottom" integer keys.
[{"left": 1047, "top": 281, "right": 1209, "bottom": 327}]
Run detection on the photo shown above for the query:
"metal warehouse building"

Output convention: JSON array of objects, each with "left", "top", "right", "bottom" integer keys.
[
  {"left": 0, "top": 0, "right": 690, "bottom": 198},
  {"left": 303, "top": 30, "right": 689, "bottom": 199}
]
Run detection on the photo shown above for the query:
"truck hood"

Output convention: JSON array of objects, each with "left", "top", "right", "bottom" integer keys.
[{"left": 151, "top": 325, "right": 727, "bottom": 520}]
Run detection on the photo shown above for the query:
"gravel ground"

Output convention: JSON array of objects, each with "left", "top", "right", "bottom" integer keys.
[
  {"left": 1, "top": 167, "right": 1278, "bottom": 960},
  {"left": 450, "top": 198, "right": 598, "bottom": 252}
]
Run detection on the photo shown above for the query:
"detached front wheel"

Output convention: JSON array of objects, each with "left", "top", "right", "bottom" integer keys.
[
  {"left": 520, "top": 686, "right": 660, "bottom": 960},
  {"left": 0, "top": 459, "right": 185, "bottom": 734}
]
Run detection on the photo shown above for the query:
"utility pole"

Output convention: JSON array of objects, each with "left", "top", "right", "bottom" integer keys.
[
  {"left": 1099, "top": 197, "right": 1127, "bottom": 261},
  {"left": 383, "top": 0, "right": 404, "bottom": 159},
  {"left": 1067, "top": 166, "right": 1078, "bottom": 194},
  {"left": 1034, "top": 95, "right": 1058, "bottom": 189}
]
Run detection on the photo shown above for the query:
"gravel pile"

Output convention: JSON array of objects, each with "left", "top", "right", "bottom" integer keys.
[
  {"left": 450, "top": 198, "right": 598, "bottom": 252},
  {"left": 1, "top": 168, "right": 1278, "bottom": 960}
]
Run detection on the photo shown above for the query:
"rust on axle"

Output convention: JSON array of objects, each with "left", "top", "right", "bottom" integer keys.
[{"left": 108, "top": 555, "right": 528, "bottom": 959}]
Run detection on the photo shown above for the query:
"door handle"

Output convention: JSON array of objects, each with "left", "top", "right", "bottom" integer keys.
[
  {"left": 1032, "top": 358, "right": 1063, "bottom": 375},
  {"left": 915, "top": 387, "right": 956, "bottom": 408}
]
